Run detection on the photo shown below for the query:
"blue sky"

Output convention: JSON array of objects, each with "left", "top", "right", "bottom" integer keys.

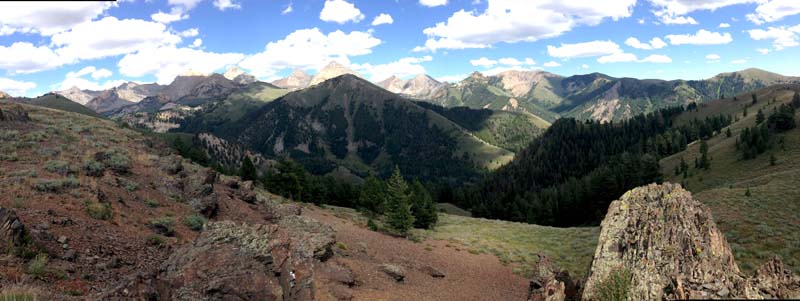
[{"left": 0, "top": 0, "right": 799, "bottom": 96}]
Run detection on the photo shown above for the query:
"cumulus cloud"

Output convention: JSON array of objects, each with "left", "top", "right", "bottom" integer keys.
[
  {"left": 705, "top": 53, "right": 721, "bottom": 62},
  {"left": 0, "top": 1, "right": 113, "bottom": 36},
  {"left": 470, "top": 57, "right": 497, "bottom": 67},
  {"left": 543, "top": 61, "right": 562, "bottom": 67},
  {"left": 191, "top": 38, "right": 203, "bottom": 48},
  {"left": 320, "top": 0, "right": 365, "bottom": 24},
  {"left": 352, "top": 56, "right": 432, "bottom": 81},
  {"left": 0, "top": 77, "right": 37, "bottom": 96},
  {"left": 372, "top": 13, "right": 394, "bottom": 26},
  {"left": 118, "top": 46, "right": 244, "bottom": 84},
  {"left": 747, "top": 25, "right": 800, "bottom": 50},
  {"left": 747, "top": 0, "right": 800, "bottom": 24},
  {"left": 51, "top": 17, "right": 182, "bottom": 63},
  {"left": 625, "top": 37, "right": 667, "bottom": 50},
  {"left": 581, "top": 64, "right": 590, "bottom": 69},
  {"left": 547, "top": 41, "right": 622, "bottom": 59},
  {"left": 180, "top": 28, "right": 199, "bottom": 37},
  {"left": 420, "top": 0, "right": 447, "bottom": 7},
  {"left": 239, "top": 28, "right": 381, "bottom": 78},
  {"left": 757, "top": 48, "right": 771, "bottom": 54},
  {"left": 719, "top": 22, "right": 731, "bottom": 28},
  {"left": 213, "top": 0, "right": 241, "bottom": 11},
  {"left": 151, "top": 10, "right": 187, "bottom": 24},
  {"left": 647, "top": 0, "right": 753, "bottom": 25},
  {"left": 498, "top": 57, "right": 535, "bottom": 66},
  {"left": 665, "top": 29, "right": 733, "bottom": 45},
  {"left": 414, "top": 0, "right": 636, "bottom": 52},
  {"left": 597, "top": 52, "right": 639, "bottom": 63},
  {"left": 58, "top": 66, "right": 125, "bottom": 91},
  {"left": 0, "top": 42, "right": 62, "bottom": 74}
]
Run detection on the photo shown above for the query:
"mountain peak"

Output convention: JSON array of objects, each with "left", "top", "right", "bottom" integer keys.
[
  {"left": 271, "top": 69, "right": 312, "bottom": 90},
  {"left": 0, "top": 91, "right": 10, "bottom": 99},
  {"left": 181, "top": 69, "right": 208, "bottom": 77},
  {"left": 223, "top": 66, "right": 245, "bottom": 80},
  {"left": 309, "top": 61, "right": 360, "bottom": 86}
]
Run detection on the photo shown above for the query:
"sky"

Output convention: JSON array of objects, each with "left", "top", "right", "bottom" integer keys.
[{"left": 1, "top": 0, "right": 799, "bottom": 97}]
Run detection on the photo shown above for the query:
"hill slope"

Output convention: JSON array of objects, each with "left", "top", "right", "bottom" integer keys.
[
  {"left": 10, "top": 93, "right": 102, "bottom": 118},
  {"left": 660, "top": 84, "right": 800, "bottom": 274},
  {"left": 188, "top": 74, "right": 514, "bottom": 184}
]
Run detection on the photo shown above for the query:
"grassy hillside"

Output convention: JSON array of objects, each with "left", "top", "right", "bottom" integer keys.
[
  {"left": 11, "top": 93, "right": 103, "bottom": 118},
  {"left": 661, "top": 84, "right": 800, "bottom": 274}
]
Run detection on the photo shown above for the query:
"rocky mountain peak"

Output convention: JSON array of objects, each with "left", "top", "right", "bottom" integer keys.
[
  {"left": 0, "top": 91, "right": 9, "bottom": 99},
  {"left": 376, "top": 75, "right": 406, "bottom": 93},
  {"left": 271, "top": 69, "right": 312, "bottom": 90},
  {"left": 309, "top": 61, "right": 361, "bottom": 86},
  {"left": 55, "top": 86, "right": 101, "bottom": 105}
]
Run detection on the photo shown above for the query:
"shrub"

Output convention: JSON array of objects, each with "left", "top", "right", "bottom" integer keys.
[
  {"left": 108, "top": 154, "right": 132, "bottom": 174},
  {"left": 182, "top": 215, "right": 206, "bottom": 231},
  {"left": 145, "top": 199, "right": 160, "bottom": 208},
  {"left": 83, "top": 160, "right": 106, "bottom": 177},
  {"left": 593, "top": 267, "right": 632, "bottom": 301},
  {"left": 85, "top": 201, "right": 113, "bottom": 220},
  {"left": 146, "top": 235, "right": 164, "bottom": 247},
  {"left": 34, "top": 178, "right": 80, "bottom": 193},
  {"left": 43, "top": 160, "right": 77, "bottom": 175},
  {"left": 149, "top": 217, "right": 176, "bottom": 236},
  {"left": 367, "top": 218, "right": 379, "bottom": 231},
  {"left": 117, "top": 177, "right": 139, "bottom": 192},
  {"left": 0, "top": 152, "right": 18, "bottom": 162},
  {"left": 27, "top": 254, "right": 48, "bottom": 279}
]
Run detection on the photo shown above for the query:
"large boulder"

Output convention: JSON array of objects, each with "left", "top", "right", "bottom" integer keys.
[
  {"left": 582, "top": 183, "right": 800, "bottom": 300},
  {"left": 0, "top": 207, "right": 26, "bottom": 253},
  {"left": 0, "top": 106, "right": 30, "bottom": 122},
  {"left": 527, "top": 254, "right": 578, "bottom": 301}
]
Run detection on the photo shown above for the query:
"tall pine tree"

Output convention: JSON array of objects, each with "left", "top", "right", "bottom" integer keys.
[
  {"left": 358, "top": 176, "right": 387, "bottom": 216},
  {"left": 385, "top": 167, "right": 414, "bottom": 235},
  {"left": 240, "top": 156, "right": 257, "bottom": 182},
  {"left": 410, "top": 180, "right": 438, "bottom": 229},
  {"left": 698, "top": 140, "right": 711, "bottom": 170}
]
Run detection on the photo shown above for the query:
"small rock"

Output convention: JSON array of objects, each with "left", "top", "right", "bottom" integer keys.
[
  {"left": 58, "top": 235, "right": 68, "bottom": 244},
  {"left": 420, "top": 265, "right": 445, "bottom": 278},
  {"left": 379, "top": 264, "right": 405, "bottom": 282},
  {"left": 63, "top": 249, "right": 77, "bottom": 261},
  {"left": 241, "top": 180, "right": 254, "bottom": 191},
  {"left": 62, "top": 243, "right": 69, "bottom": 249},
  {"left": 717, "top": 287, "right": 730, "bottom": 297},
  {"left": 203, "top": 169, "right": 218, "bottom": 185},
  {"left": 36, "top": 223, "right": 50, "bottom": 231}
]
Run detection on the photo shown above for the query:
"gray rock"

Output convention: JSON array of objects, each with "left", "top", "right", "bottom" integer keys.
[
  {"left": 379, "top": 264, "right": 405, "bottom": 282},
  {"left": 420, "top": 265, "right": 445, "bottom": 278},
  {"left": 57, "top": 235, "right": 68, "bottom": 244},
  {"left": 0, "top": 207, "right": 26, "bottom": 253}
]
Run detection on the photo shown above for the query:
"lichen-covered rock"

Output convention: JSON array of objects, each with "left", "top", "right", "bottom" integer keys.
[
  {"left": 527, "top": 255, "right": 576, "bottom": 301},
  {"left": 278, "top": 215, "right": 335, "bottom": 261},
  {"left": 190, "top": 194, "right": 219, "bottom": 218},
  {"left": 379, "top": 264, "right": 405, "bottom": 282},
  {"left": 582, "top": 183, "right": 800, "bottom": 300},
  {"left": 0, "top": 207, "right": 26, "bottom": 253}
]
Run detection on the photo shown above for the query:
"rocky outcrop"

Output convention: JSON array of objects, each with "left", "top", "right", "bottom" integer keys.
[
  {"left": 582, "top": 183, "right": 800, "bottom": 300},
  {"left": 272, "top": 69, "right": 312, "bottom": 90},
  {"left": 527, "top": 254, "right": 578, "bottom": 301},
  {"left": 309, "top": 61, "right": 361, "bottom": 87},
  {"left": 0, "top": 207, "right": 26, "bottom": 253}
]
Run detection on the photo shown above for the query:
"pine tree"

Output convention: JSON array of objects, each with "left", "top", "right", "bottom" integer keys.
[
  {"left": 752, "top": 93, "right": 758, "bottom": 105},
  {"left": 240, "top": 156, "right": 257, "bottom": 182},
  {"left": 745, "top": 188, "right": 752, "bottom": 197},
  {"left": 743, "top": 107, "right": 748, "bottom": 117},
  {"left": 793, "top": 92, "right": 800, "bottom": 108},
  {"left": 698, "top": 140, "right": 711, "bottom": 170},
  {"left": 358, "top": 176, "right": 386, "bottom": 216},
  {"left": 409, "top": 180, "right": 438, "bottom": 229},
  {"left": 726, "top": 128, "right": 732, "bottom": 138},
  {"left": 756, "top": 109, "right": 765, "bottom": 124},
  {"left": 385, "top": 167, "right": 414, "bottom": 235}
]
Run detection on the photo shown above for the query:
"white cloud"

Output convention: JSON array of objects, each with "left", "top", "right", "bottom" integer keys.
[
  {"left": 581, "top": 64, "right": 590, "bottom": 69},
  {"left": 51, "top": 17, "right": 182, "bottom": 63},
  {"left": 0, "top": 77, "right": 37, "bottom": 96},
  {"left": 498, "top": 57, "right": 535, "bottom": 66},
  {"left": 420, "top": 0, "right": 447, "bottom": 7},
  {"left": 719, "top": 22, "right": 731, "bottom": 28},
  {"left": 151, "top": 10, "right": 187, "bottom": 24},
  {"left": 436, "top": 73, "right": 468, "bottom": 82},
  {"left": 0, "top": 42, "right": 62, "bottom": 74},
  {"left": 59, "top": 66, "right": 124, "bottom": 91},
  {"left": 415, "top": 0, "right": 636, "bottom": 52},
  {"left": 213, "top": 0, "right": 241, "bottom": 11},
  {"left": 0, "top": 2, "right": 113, "bottom": 36},
  {"left": 180, "top": 28, "right": 199, "bottom": 37},
  {"left": 470, "top": 57, "right": 497, "bottom": 67},
  {"left": 372, "top": 13, "right": 394, "bottom": 26},
  {"left": 543, "top": 61, "right": 561, "bottom": 67},
  {"left": 191, "top": 38, "right": 203, "bottom": 48},
  {"left": 239, "top": 28, "right": 381, "bottom": 78},
  {"left": 731, "top": 59, "right": 747, "bottom": 64},
  {"left": 625, "top": 37, "right": 667, "bottom": 50},
  {"left": 757, "top": 48, "right": 771, "bottom": 54},
  {"left": 168, "top": 0, "right": 203, "bottom": 10},
  {"left": 281, "top": 3, "right": 293, "bottom": 15},
  {"left": 352, "top": 56, "right": 432, "bottom": 81},
  {"left": 747, "top": 25, "right": 800, "bottom": 50},
  {"left": 647, "top": 0, "right": 753, "bottom": 25},
  {"left": 705, "top": 54, "right": 721, "bottom": 63},
  {"left": 747, "top": 0, "right": 800, "bottom": 24},
  {"left": 119, "top": 46, "right": 244, "bottom": 84},
  {"left": 596, "top": 52, "right": 673, "bottom": 64},
  {"left": 320, "top": 0, "right": 365, "bottom": 24},
  {"left": 547, "top": 41, "right": 622, "bottom": 59},
  {"left": 665, "top": 29, "right": 733, "bottom": 45},
  {"left": 481, "top": 65, "right": 541, "bottom": 76}
]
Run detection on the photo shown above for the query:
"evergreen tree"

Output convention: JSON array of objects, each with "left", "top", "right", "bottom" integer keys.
[
  {"left": 770, "top": 153, "right": 777, "bottom": 166},
  {"left": 264, "top": 159, "right": 308, "bottom": 201},
  {"left": 409, "top": 180, "right": 438, "bottom": 229},
  {"left": 745, "top": 188, "right": 752, "bottom": 197},
  {"left": 385, "top": 167, "right": 414, "bottom": 235},
  {"left": 240, "top": 156, "right": 257, "bottom": 182},
  {"left": 698, "top": 140, "right": 711, "bottom": 170},
  {"left": 726, "top": 128, "right": 732, "bottom": 138},
  {"left": 743, "top": 107, "right": 748, "bottom": 117},
  {"left": 793, "top": 92, "right": 800, "bottom": 108},
  {"left": 756, "top": 109, "right": 765, "bottom": 124},
  {"left": 358, "top": 176, "right": 387, "bottom": 216},
  {"left": 752, "top": 93, "right": 758, "bottom": 105}
]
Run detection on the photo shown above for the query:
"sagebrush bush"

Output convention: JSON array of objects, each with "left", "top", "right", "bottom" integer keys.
[
  {"left": 108, "top": 154, "right": 131, "bottom": 174},
  {"left": 85, "top": 201, "right": 113, "bottom": 220},
  {"left": 44, "top": 160, "right": 77, "bottom": 175},
  {"left": 34, "top": 177, "right": 80, "bottom": 192},
  {"left": 146, "top": 235, "right": 164, "bottom": 247},
  {"left": 594, "top": 267, "right": 632, "bottom": 301},
  {"left": 145, "top": 199, "right": 160, "bottom": 208},
  {"left": 27, "top": 254, "right": 48, "bottom": 279},
  {"left": 83, "top": 160, "right": 106, "bottom": 177},
  {"left": 183, "top": 215, "right": 206, "bottom": 231}
]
